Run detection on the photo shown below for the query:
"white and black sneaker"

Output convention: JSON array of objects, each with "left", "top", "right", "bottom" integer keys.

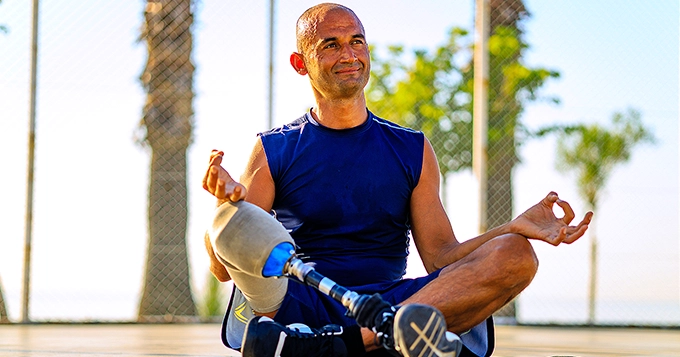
[
  {"left": 241, "top": 316, "right": 348, "bottom": 357},
  {"left": 392, "top": 304, "right": 462, "bottom": 357}
]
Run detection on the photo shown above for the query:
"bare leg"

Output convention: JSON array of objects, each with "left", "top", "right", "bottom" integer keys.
[{"left": 401, "top": 234, "right": 538, "bottom": 334}]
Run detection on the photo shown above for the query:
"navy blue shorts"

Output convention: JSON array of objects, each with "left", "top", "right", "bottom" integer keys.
[{"left": 273, "top": 271, "right": 441, "bottom": 328}]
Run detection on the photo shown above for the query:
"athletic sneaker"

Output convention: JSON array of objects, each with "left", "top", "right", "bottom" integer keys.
[
  {"left": 241, "top": 316, "right": 348, "bottom": 357},
  {"left": 392, "top": 304, "right": 463, "bottom": 357}
]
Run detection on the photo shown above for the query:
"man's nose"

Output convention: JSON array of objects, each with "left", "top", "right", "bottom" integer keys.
[{"left": 339, "top": 45, "right": 357, "bottom": 62}]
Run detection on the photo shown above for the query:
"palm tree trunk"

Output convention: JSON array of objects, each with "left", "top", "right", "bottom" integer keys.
[{"left": 138, "top": 0, "right": 197, "bottom": 321}]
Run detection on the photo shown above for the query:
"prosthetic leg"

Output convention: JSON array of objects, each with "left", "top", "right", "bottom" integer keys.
[{"left": 209, "top": 201, "right": 462, "bottom": 357}]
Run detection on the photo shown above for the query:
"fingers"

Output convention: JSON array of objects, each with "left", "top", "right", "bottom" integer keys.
[
  {"left": 543, "top": 191, "right": 558, "bottom": 207},
  {"left": 584, "top": 211, "right": 594, "bottom": 223},
  {"left": 555, "top": 199, "right": 576, "bottom": 225},
  {"left": 210, "top": 150, "right": 224, "bottom": 165},
  {"left": 225, "top": 182, "right": 246, "bottom": 202},
  {"left": 563, "top": 224, "right": 588, "bottom": 244},
  {"left": 215, "top": 174, "right": 227, "bottom": 198},
  {"left": 229, "top": 184, "right": 245, "bottom": 202},
  {"left": 203, "top": 165, "right": 223, "bottom": 197},
  {"left": 203, "top": 150, "right": 224, "bottom": 191},
  {"left": 203, "top": 149, "right": 244, "bottom": 201},
  {"left": 545, "top": 191, "right": 576, "bottom": 225},
  {"left": 562, "top": 212, "right": 594, "bottom": 244}
]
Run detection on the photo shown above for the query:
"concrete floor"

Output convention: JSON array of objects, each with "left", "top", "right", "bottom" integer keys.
[{"left": 0, "top": 323, "right": 678, "bottom": 356}]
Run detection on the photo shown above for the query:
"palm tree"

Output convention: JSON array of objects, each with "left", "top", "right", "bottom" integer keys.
[
  {"left": 538, "top": 108, "right": 655, "bottom": 324},
  {"left": 138, "top": 0, "right": 197, "bottom": 321}
]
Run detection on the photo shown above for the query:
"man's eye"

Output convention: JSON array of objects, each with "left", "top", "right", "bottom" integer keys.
[{"left": 325, "top": 43, "right": 337, "bottom": 49}]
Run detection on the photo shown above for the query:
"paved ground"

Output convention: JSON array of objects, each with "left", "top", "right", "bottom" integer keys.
[{"left": 0, "top": 323, "right": 678, "bottom": 356}]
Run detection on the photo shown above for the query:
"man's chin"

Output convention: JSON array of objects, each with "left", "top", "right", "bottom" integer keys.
[
  {"left": 337, "top": 78, "right": 368, "bottom": 93},
  {"left": 333, "top": 85, "right": 366, "bottom": 99}
]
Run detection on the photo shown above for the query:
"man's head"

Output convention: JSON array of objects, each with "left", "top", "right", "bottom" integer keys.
[
  {"left": 290, "top": 3, "right": 370, "bottom": 100},
  {"left": 295, "top": 3, "right": 365, "bottom": 55}
]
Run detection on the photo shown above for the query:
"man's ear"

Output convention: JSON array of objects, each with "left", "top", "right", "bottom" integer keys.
[{"left": 290, "top": 52, "right": 307, "bottom": 75}]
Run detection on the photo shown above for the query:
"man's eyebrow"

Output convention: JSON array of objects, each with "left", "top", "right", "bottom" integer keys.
[
  {"left": 351, "top": 34, "right": 366, "bottom": 41},
  {"left": 319, "top": 33, "right": 365, "bottom": 44}
]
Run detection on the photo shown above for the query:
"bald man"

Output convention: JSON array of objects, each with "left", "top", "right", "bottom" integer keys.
[{"left": 203, "top": 3, "right": 592, "bottom": 357}]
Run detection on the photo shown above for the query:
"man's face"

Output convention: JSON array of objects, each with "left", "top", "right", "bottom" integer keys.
[{"left": 301, "top": 9, "right": 370, "bottom": 100}]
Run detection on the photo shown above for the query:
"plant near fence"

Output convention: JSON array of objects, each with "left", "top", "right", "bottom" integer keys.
[
  {"left": 535, "top": 108, "right": 656, "bottom": 324},
  {"left": 0, "top": 277, "right": 8, "bottom": 323},
  {"left": 198, "top": 272, "right": 227, "bottom": 320}
]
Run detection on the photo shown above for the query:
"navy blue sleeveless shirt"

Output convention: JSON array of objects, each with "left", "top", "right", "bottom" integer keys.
[{"left": 259, "top": 110, "right": 424, "bottom": 287}]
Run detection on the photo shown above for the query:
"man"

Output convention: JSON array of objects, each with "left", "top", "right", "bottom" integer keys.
[{"left": 202, "top": 3, "right": 592, "bottom": 357}]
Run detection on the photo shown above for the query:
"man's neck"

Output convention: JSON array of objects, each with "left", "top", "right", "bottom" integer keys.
[{"left": 311, "top": 96, "right": 368, "bottom": 129}]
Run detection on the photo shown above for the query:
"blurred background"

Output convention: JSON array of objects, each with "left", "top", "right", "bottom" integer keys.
[{"left": 0, "top": 0, "right": 677, "bottom": 327}]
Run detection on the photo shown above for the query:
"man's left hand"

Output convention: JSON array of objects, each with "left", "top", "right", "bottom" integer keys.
[{"left": 510, "top": 191, "right": 593, "bottom": 246}]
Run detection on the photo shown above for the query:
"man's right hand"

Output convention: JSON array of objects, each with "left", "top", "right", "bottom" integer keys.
[{"left": 202, "top": 150, "right": 247, "bottom": 204}]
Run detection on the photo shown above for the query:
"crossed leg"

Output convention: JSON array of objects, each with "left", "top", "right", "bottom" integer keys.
[
  {"left": 361, "top": 234, "right": 538, "bottom": 350},
  {"left": 402, "top": 234, "right": 538, "bottom": 333}
]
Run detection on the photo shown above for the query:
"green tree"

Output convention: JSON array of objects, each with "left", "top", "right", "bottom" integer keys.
[
  {"left": 537, "top": 108, "right": 655, "bottom": 324},
  {"left": 138, "top": 0, "right": 197, "bottom": 321},
  {"left": 367, "top": 0, "right": 557, "bottom": 321},
  {"left": 367, "top": 28, "right": 472, "bottom": 204}
]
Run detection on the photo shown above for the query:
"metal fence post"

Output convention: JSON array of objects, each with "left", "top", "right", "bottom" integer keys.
[
  {"left": 473, "top": 0, "right": 489, "bottom": 235},
  {"left": 21, "top": 0, "right": 40, "bottom": 324}
]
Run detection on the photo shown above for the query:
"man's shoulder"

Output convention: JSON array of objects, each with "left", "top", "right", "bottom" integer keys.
[
  {"left": 369, "top": 111, "right": 423, "bottom": 137},
  {"left": 260, "top": 114, "right": 309, "bottom": 138}
]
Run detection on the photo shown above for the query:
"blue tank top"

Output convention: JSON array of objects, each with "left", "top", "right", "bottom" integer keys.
[{"left": 260, "top": 110, "right": 424, "bottom": 286}]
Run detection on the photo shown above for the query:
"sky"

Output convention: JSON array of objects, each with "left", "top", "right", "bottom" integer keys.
[{"left": 0, "top": 0, "right": 678, "bottom": 324}]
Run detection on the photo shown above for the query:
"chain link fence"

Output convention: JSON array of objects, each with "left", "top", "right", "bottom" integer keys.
[{"left": 0, "top": 0, "right": 677, "bottom": 326}]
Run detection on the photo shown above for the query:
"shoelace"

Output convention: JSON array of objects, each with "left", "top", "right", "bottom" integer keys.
[
  {"left": 285, "top": 328, "right": 339, "bottom": 357},
  {"left": 373, "top": 312, "right": 396, "bottom": 351}
]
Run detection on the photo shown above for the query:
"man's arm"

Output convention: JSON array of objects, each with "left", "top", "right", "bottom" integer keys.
[
  {"left": 409, "top": 138, "right": 593, "bottom": 273},
  {"left": 239, "top": 139, "right": 276, "bottom": 211},
  {"left": 409, "top": 138, "right": 499, "bottom": 273},
  {"left": 201, "top": 139, "right": 276, "bottom": 281}
]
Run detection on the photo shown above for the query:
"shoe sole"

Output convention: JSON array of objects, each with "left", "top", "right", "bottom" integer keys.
[
  {"left": 393, "top": 304, "right": 462, "bottom": 357},
  {"left": 241, "top": 317, "right": 286, "bottom": 357}
]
